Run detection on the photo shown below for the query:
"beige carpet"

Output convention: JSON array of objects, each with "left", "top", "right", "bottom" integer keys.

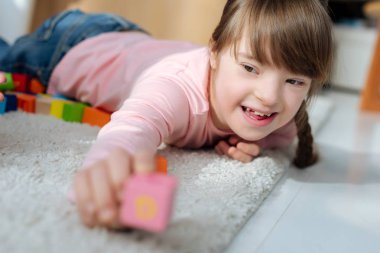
[{"left": 0, "top": 96, "right": 332, "bottom": 253}]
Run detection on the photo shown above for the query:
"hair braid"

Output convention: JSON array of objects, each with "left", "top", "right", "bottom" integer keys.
[{"left": 293, "top": 101, "right": 318, "bottom": 169}]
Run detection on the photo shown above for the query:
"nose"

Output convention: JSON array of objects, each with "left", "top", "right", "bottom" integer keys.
[{"left": 253, "top": 76, "right": 281, "bottom": 107}]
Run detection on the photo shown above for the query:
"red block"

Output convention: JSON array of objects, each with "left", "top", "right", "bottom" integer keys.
[{"left": 12, "top": 73, "right": 29, "bottom": 93}]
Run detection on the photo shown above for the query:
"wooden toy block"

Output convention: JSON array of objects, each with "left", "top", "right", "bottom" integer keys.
[
  {"left": 62, "top": 102, "right": 87, "bottom": 122},
  {"left": 0, "top": 96, "right": 6, "bottom": 115},
  {"left": 29, "top": 78, "right": 46, "bottom": 94},
  {"left": 120, "top": 173, "right": 177, "bottom": 233},
  {"left": 361, "top": 1, "right": 380, "bottom": 112},
  {"left": 0, "top": 73, "right": 15, "bottom": 91},
  {"left": 35, "top": 94, "right": 54, "bottom": 115},
  {"left": 53, "top": 94, "right": 70, "bottom": 100},
  {"left": 16, "top": 93, "right": 36, "bottom": 113},
  {"left": 82, "top": 107, "right": 111, "bottom": 127},
  {"left": 156, "top": 155, "right": 168, "bottom": 174},
  {"left": 360, "top": 26, "right": 380, "bottom": 112},
  {"left": 50, "top": 99, "right": 72, "bottom": 119},
  {"left": 12, "top": 73, "right": 29, "bottom": 93},
  {"left": 4, "top": 94, "right": 17, "bottom": 112}
]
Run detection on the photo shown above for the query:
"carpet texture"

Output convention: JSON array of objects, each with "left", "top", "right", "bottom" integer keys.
[{"left": 0, "top": 96, "right": 332, "bottom": 253}]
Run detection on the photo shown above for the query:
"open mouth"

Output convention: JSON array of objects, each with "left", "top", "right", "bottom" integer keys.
[{"left": 241, "top": 106, "right": 276, "bottom": 120}]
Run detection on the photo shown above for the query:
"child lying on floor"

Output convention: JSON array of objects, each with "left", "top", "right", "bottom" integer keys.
[{"left": 0, "top": 0, "right": 333, "bottom": 229}]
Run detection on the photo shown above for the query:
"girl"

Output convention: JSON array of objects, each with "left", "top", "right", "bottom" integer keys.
[{"left": 0, "top": 0, "right": 333, "bottom": 228}]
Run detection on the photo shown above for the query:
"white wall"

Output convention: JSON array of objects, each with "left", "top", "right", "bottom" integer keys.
[
  {"left": 0, "top": 0, "right": 35, "bottom": 43},
  {"left": 330, "top": 25, "right": 377, "bottom": 91}
]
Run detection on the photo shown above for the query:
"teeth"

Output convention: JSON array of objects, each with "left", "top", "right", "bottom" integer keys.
[
  {"left": 244, "top": 107, "right": 271, "bottom": 117},
  {"left": 254, "top": 111, "right": 266, "bottom": 117}
]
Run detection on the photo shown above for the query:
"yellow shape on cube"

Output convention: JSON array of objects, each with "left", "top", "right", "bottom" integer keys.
[{"left": 134, "top": 195, "right": 158, "bottom": 221}]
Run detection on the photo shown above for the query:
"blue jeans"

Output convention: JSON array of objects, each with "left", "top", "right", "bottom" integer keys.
[{"left": 0, "top": 9, "right": 146, "bottom": 86}]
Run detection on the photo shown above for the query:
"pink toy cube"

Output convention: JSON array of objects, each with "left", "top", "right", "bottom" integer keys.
[{"left": 120, "top": 173, "right": 177, "bottom": 233}]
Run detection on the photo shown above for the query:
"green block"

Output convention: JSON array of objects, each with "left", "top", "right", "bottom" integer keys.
[
  {"left": 62, "top": 102, "right": 87, "bottom": 122},
  {"left": 0, "top": 73, "right": 15, "bottom": 91}
]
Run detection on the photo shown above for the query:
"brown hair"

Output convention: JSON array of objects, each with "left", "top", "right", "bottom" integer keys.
[{"left": 210, "top": 0, "right": 333, "bottom": 168}]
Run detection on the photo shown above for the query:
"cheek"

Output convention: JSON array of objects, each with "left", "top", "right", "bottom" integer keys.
[
  {"left": 213, "top": 69, "right": 235, "bottom": 99},
  {"left": 284, "top": 90, "right": 308, "bottom": 117}
]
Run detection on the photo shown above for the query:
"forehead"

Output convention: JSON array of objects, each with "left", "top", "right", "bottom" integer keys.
[{"left": 228, "top": 30, "right": 275, "bottom": 66}]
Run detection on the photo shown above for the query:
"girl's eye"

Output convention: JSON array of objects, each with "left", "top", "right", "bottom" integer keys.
[
  {"left": 241, "top": 64, "right": 257, "bottom": 74},
  {"left": 286, "top": 79, "right": 304, "bottom": 86}
]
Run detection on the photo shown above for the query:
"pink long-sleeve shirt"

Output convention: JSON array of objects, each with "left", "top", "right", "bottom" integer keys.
[{"left": 48, "top": 32, "right": 296, "bottom": 167}]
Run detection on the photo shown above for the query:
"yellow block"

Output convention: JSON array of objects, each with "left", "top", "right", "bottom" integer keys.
[{"left": 50, "top": 99, "right": 72, "bottom": 118}]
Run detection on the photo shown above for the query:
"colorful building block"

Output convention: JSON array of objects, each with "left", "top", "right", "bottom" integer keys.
[
  {"left": 50, "top": 99, "right": 72, "bottom": 119},
  {"left": 0, "top": 96, "right": 6, "bottom": 115},
  {"left": 62, "top": 102, "right": 87, "bottom": 122},
  {"left": 0, "top": 73, "right": 15, "bottom": 91},
  {"left": 29, "top": 78, "right": 45, "bottom": 94},
  {"left": 82, "top": 107, "right": 111, "bottom": 127},
  {"left": 12, "top": 73, "right": 29, "bottom": 93},
  {"left": 156, "top": 155, "right": 168, "bottom": 174},
  {"left": 4, "top": 94, "right": 17, "bottom": 112},
  {"left": 16, "top": 93, "right": 36, "bottom": 113},
  {"left": 120, "top": 173, "right": 177, "bottom": 233},
  {"left": 35, "top": 94, "right": 54, "bottom": 115}
]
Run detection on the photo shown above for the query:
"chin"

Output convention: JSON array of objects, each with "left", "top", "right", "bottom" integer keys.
[{"left": 233, "top": 129, "right": 269, "bottom": 142}]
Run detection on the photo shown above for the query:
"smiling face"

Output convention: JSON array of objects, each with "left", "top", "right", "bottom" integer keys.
[{"left": 209, "top": 37, "right": 311, "bottom": 141}]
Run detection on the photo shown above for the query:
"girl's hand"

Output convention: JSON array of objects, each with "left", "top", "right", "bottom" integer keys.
[
  {"left": 0, "top": 72, "right": 5, "bottom": 83},
  {"left": 73, "top": 148, "right": 155, "bottom": 229},
  {"left": 214, "top": 135, "right": 261, "bottom": 163},
  {"left": 0, "top": 72, "right": 6, "bottom": 102}
]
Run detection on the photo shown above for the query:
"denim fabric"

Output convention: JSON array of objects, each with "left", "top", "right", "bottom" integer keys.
[{"left": 0, "top": 9, "right": 146, "bottom": 86}]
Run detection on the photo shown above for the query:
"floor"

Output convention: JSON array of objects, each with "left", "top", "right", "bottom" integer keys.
[{"left": 225, "top": 90, "right": 380, "bottom": 253}]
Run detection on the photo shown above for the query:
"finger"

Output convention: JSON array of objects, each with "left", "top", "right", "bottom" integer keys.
[
  {"left": 227, "top": 146, "right": 253, "bottom": 163},
  {"left": 74, "top": 170, "right": 96, "bottom": 227},
  {"left": 133, "top": 151, "right": 156, "bottom": 174},
  {"left": 89, "top": 162, "right": 118, "bottom": 227},
  {"left": 215, "top": 140, "right": 230, "bottom": 155},
  {"left": 214, "top": 140, "right": 226, "bottom": 155},
  {"left": 214, "top": 144, "right": 222, "bottom": 155},
  {"left": 107, "top": 148, "right": 131, "bottom": 201},
  {"left": 228, "top": 135, "right": 241, "bottom": 146},
  {"left": 236, "top": 142, "right": 261, "bottom": 157}
]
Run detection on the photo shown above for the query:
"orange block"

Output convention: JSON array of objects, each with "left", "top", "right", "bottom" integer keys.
[
  {"left": 82, "top": 107, "right": 111, "bottom": 127},
  {"left": 155, "top": 155, "right": 167, "bottom": 174},
  {"left": 16, "top": 93, "right": 36, "bottom": 113},
  {"left": 29, "top": 78, "right": 45, "bottom": 94}
]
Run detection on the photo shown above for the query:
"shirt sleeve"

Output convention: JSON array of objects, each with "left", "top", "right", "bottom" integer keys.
[
  {"left": 255, "top": 119, "right": 297, "bottom": 149},
  {"left": 82, "top": 77, "right": 191, "bottom": 168}
]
